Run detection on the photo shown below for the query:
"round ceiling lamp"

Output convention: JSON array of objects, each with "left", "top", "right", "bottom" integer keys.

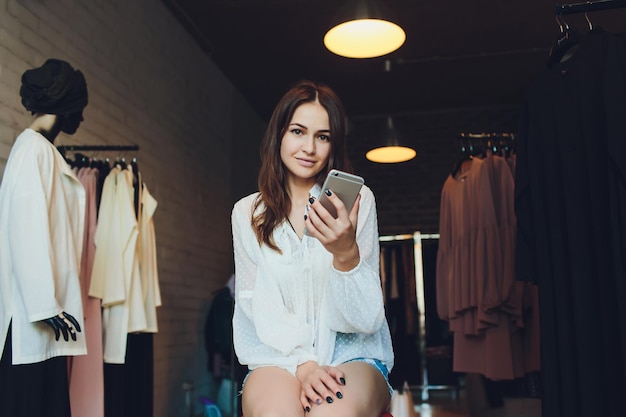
[
  {"left": 366, "top": 117, "right": 416, "bottom": 163},
  {"left": 366, "top": 145, "right": 416, "bottom": 163},
  {"left": 324, "top": 0, "right": 406, "bottom": 59}
]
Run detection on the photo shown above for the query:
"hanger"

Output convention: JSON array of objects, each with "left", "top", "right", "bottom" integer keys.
[
  {"left": 71, "top": 152, "right": 90, "bottom": 168},
  {"left": 548, "top": 13, "right": 581, "bottom": 65},
  {"left": 451, "top": 135, "right": 477, "bottom": 178},
  {"left": 116, "top": 156, "right": 127, "bottom": 170},
  {"left": 584, "top": 10, "right": 593, "bottom": 31},
  {"left": 452, "top": 132, "right": 516, "bottom": 177}
]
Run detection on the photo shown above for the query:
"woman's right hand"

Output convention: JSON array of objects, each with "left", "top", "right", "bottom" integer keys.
[
  {"left": 305, "top": 192, "right": 361, "bottom": 272},
  {"left": 296, "top": 361, "right": 345, "bottom": 411}
]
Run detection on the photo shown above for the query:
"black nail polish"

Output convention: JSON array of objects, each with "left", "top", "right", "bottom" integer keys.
[
  {"left": 306, "top": 406, "right": 311, "bottom": 412},
  {"left": 340, "top": 377, "right": 346, "bottom": 385},
  {"left": 316, "top": 399, "right": 321, "bottom": 405},
  {"left": 336, "top": 392, "right": 343, "bottom": 399},
  {"left": 326, "top": 396, "right": 333, "bottom": 403},
  {"left": 304, "top": 214, "right": 308, "bottom": 220},
  {"left": 324, "top": 189, "right": 332, "bottom": 196},
  {"left": 309, "top": 197, "right": 315, "bottom": 204}
]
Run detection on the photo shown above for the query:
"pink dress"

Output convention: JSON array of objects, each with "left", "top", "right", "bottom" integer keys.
[
  {"left": 69, "top": 167, "right": 104, "bottom": 417},
  {"left": 437, "top": 155, "right": 529, "bottom": 380}
]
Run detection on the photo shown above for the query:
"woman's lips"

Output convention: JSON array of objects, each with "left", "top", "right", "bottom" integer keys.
[{"left": 297, "top": 158, "right": 315, "bottom": 167}]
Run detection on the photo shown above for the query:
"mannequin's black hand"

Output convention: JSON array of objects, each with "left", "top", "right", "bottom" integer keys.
[{"left": 42, "top": 312, "right": 81, "bottom": 341}]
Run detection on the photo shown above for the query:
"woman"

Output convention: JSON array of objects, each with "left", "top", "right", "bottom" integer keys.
[{"left": 231, "top": 80, "right": 394, "bottom": 417}]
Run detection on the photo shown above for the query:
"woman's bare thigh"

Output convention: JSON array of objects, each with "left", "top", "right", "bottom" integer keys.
[
  {"left": 308, "top": 361, "right": 391, "bottom": 417},
  {"left": 241, "top": 366, "right": 304, "bottom": 417}
]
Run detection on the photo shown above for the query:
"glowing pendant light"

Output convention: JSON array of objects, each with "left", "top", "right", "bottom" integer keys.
[
  {"left": 366, "top": 117, "right": 416, "bottom": 163},
  {"left": 324, "top": 0, "right": 406, "bottom": 59}
]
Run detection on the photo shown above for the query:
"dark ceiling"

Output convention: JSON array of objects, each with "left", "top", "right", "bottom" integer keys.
[{"left": 164, "top": 0, "right": 626, "bottom": 122}]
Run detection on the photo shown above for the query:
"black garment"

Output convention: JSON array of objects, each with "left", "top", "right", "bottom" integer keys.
[
  {"left": 205, "top": 287, "right": 236, "bottom": 375},
  {"left": 380, "top": 242, "right": 421, "bottom": 388},
  {"left": 0, "top": 323, "right": 71, "bottom": 417},
  {"left": 104, "top": 333, "right": 154, "bottom": 417},
  {"left": 204, "top": 286, "right": 247, "bottom": 417},
  {"left": 515, "top": 29, "right": 626, "bottom": 417}
]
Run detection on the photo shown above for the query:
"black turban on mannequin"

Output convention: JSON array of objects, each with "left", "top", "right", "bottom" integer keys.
[{"left": 19, "top": 58, "right": 88, "bottom": 116}]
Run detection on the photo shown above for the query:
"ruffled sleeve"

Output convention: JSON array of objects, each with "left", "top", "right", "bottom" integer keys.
[
  {"left": 231, "top": 194, "right": 318, "bottom": 375},
  {"left": 323, "top": 186, "right": 385, "bottom": 334}
]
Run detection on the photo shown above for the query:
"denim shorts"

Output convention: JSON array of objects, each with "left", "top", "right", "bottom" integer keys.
[{"left": 241, "top": 358, "right": 393, "bottom": 398}]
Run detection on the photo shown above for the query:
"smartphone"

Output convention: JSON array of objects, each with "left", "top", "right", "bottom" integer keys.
[{"left": 317, "top": 169, "right": 365, "bottom": 219}]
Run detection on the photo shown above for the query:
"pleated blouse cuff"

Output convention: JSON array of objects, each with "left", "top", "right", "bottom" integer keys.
[{"left": 331, "top": 256, "right": 363, "bottom": 275}]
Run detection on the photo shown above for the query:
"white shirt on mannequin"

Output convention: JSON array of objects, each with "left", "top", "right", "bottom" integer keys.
[{"left": 0, "top": 128, "right": 86, "bottom": 364}]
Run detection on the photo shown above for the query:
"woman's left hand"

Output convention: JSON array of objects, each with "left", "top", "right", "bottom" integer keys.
[
  {"left": 296, "top": 361, "right": 345, "bottom": 410},
  {"left": 305, "top": 191, "right": 361, "bottom": 271}
]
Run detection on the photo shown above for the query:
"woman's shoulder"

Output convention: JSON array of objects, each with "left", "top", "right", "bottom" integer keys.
[
  {"left": 360, "top": 184, "right": 374, "bottom": 198},
  {"left": 359, "top": 184, "right": 376, "bottom": 205},
  {"left": 233, "top": 192, "right": 262, "bottom": 217}
]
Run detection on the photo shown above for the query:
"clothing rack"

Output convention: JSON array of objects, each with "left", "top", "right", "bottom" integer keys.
[
  {"left": 458, "top": 132, "right": 515, "bottom": 138},
  {"left": 457, "top": 132, "right": 516, "bottom": 142},
  {"left": 555, "top": 0, "right": 626, "bottom": 15},
  {"left": 457, "top": 132, "right": 516, "bottom": 155},
  {"left": 56, "top": 144, "right": 139, "bottom": 156},
  {"left": 379, "top": 232, "right": 455, "bottom": 402},
  {"left": 57, "top": 144, "right": 142, "bottom": 212}
]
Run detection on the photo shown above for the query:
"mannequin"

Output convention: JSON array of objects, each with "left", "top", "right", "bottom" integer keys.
[{"left": 0, "top": 59, "right": 89, "bottom": 417}]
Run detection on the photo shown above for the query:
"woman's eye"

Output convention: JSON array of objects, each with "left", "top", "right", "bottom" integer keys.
[
  {"left": 291, "top": 128, "right": 303, "bottom": 135},
  {"left": 318, "top": 134, "right": 330, "bottom": 142}
]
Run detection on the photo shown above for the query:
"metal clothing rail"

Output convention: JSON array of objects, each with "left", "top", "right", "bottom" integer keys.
[
  {"left": 458, "top": 132, "right": 516, "bottom": 141},
  {"left": 555, "top": 0, "right": 626, "bottom": 15},
  {"left": 56, "top": 144, "right": 139, "bottom": 154},
  {"left": 458, "top": 132, "right": 516, "bottom": 155},
  {"left": 379, "top": 232, "right": 454, "bottom": 402}
]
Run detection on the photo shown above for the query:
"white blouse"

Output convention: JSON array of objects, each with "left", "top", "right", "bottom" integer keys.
[{"left": 231, "top": 184, "right": 394, "bottom": 376}]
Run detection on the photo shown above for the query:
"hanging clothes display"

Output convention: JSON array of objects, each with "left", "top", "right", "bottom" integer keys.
[
  {"left": 58, "top": 146, "right": 161, "bottom": 417},
  {"left": 380, "top": 233, "right": 460, "bottom": 401},
  {"left": 57, "top": 145, "right": 162, "bottom": 365},
  {"left": 515, "top": 10, "right": 626, "bottom": 417},
  {"left": 437, "top": 136, "right": 539, "bottom": 382}
]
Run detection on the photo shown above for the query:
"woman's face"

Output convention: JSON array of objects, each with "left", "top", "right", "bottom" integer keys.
[{"left": 280, "top": 101, "right": 332, "bottom": 183}]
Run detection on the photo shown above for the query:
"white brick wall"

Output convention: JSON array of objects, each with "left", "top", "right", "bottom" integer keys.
[{"left": 0, "top": 0, "right": 264, "bottom": 416}]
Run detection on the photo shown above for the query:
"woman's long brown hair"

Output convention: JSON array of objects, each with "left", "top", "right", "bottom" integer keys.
[{"left": 252, "top": 80, "right": 352, "bottom": 251}]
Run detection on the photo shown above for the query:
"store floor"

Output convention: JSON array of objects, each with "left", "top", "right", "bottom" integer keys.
[{"left": 413, "top": 389, "right": 541, "bottom": 417}]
